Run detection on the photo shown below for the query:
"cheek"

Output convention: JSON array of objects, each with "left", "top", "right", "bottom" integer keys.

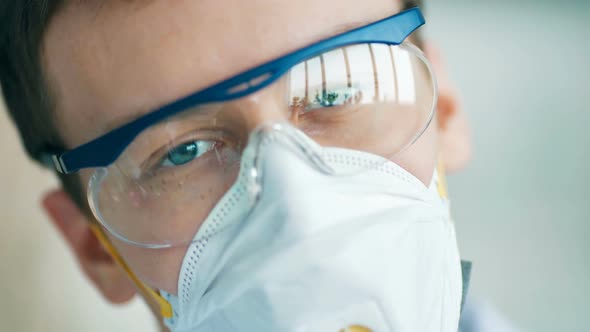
[
  {"left": 100, "top": 178, "right": 229, "bottom": 295},
  {"left": 110, "top": 235, "right": 188, "bottom": 295},
  {"left": 392, "top": 117, "right": 439, "bottom": 186},
  {"left": 80, "top": 150, "right": 240, "bottom": 295}
]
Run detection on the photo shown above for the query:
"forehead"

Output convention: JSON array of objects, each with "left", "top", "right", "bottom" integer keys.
[{"left": 43, "top": 0, "right": 401, "bottom": 148}]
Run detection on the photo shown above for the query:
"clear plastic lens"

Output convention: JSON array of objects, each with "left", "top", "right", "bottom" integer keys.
[
  {"left": 88, "top": 42, "right": 437, "bottom": 247},
  {"left": 289, "top": 43, "right": 435, "bottom": 157}
]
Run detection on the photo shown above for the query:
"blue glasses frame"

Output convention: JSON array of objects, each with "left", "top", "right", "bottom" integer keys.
[{"left": 47, "top": 7, "right": 425, "bottom": 174}]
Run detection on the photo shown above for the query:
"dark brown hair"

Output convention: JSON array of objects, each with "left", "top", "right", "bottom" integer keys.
[
  {"left": 0, "top": 1, "right": 86, "bottom": 207},
  {"left": 0, "top": 0, "right": 423, "bottom": 209}
]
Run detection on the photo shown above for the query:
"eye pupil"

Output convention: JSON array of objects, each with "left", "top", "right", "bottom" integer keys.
[{"left": 168, "top": 142, "right": 198, "bottom": 166}]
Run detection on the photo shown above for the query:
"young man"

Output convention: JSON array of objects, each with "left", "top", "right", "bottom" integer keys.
[{"left": 1, "top": 0, "right": 474, "bottom": 331}]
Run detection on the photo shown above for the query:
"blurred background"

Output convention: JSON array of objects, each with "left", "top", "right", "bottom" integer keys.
[{"left": 1, "top": 0, "right": 588, "bottom": 331}]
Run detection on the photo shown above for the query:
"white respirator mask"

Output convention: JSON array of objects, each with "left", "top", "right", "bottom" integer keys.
[
  {"left": 43, "top": 9, "right": 466, "bottom": 330},
  {"left": 160, "top": 124, "right": 463, "bottom": 332}
]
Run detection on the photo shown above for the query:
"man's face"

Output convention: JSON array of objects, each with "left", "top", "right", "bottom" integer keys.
[{"left": 43, "top": 0, "right": 440, "bottom": 294}]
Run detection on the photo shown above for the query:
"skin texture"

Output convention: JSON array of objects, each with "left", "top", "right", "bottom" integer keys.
[{"left": 41, "top": 0, "right": 470, "bottom": 329}]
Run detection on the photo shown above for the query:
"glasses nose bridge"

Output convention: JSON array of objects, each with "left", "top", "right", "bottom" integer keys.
[{"left": 228, "top": 82, "right": 292, "bottom": 134}]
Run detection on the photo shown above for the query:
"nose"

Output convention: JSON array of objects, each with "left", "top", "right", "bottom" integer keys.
[{"left": 222, "top": 78, "right": 292, "bottom": 136}]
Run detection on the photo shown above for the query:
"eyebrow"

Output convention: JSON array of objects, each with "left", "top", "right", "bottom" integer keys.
[
  {"left": 104, "top": 105, "right": 155, "bottom": 133},
  {"left": 103, "top": 20, "right": 377, "bottom": 133}
]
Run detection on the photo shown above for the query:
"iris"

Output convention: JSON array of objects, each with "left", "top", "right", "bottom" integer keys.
[{"left": 167, "top": 142, "right": 198, "bottom": 166}]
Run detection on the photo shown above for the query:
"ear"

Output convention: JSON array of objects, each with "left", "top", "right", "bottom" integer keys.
[
  {"left": 423, "top": 41, "right": 472, "bottom": 172},
  {"left": 42, "top": 189, "right": 137, "bottom": 304}
]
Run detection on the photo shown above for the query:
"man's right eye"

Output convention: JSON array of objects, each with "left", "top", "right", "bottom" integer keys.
[{"left": 160, "top": 140, "right": 216, "bottom": 167}]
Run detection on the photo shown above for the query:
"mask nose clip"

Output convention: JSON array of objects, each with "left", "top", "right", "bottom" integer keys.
[
  {"left": 243, "top": 122, "right": 335, "bottom": 201},
  {"left": 250, "top": 122, "right": 335, "bottom": 171}
]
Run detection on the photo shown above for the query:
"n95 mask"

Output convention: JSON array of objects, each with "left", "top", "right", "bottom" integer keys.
[{"left": 161, "top": 124, "right": 462, "bottom": 332}]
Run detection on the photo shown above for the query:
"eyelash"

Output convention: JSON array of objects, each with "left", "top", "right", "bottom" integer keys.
[{"left": 158, "top": 140, "right": 218, "bottom": 168}]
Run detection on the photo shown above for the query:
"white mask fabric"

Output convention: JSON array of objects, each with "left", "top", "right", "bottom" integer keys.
[{"left": 161, "top": 126, "right": 463, "bottom": 332}]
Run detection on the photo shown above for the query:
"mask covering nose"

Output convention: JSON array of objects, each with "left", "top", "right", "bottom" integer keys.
[{"left": 162, "top": 124, "right": 462, "bottom": 332}]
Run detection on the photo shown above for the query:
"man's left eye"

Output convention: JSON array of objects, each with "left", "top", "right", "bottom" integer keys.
[
  {"left": 315, "top": 90, "right": 341, "bottom": 107},
  {"left": 297, "top": 87, "right": 360, "bottom": 111},
  {"left": 289, "top": 87, "right": 362, "bottom": 112}
]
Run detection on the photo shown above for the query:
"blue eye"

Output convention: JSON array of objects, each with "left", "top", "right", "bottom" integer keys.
[
  {"left": 315, "top": 91, "right": 340, "bottom": 107},
  {"left": 161, "top": 141, "right": 215, "bottom": 167},
  {"left": 305, "top": 87, "right": 361, "bottom": 111}
]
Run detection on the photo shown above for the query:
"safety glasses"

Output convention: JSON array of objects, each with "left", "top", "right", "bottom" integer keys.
[{"left": 43, "top": 8, "right": 437, "bottom": 247}]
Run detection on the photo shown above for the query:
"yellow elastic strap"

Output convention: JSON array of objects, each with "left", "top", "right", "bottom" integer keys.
[
  {"left": 436, "top": 158, "right": 449, "bottom": 200},
  {"left": 89, "top": 224, "right": 173, "bottom": 319}
]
